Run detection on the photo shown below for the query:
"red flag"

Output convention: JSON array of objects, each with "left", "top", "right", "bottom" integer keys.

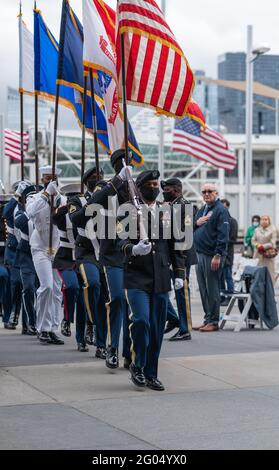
[{"left": 116, "top": 0, "right": 194, "bottom": 118}]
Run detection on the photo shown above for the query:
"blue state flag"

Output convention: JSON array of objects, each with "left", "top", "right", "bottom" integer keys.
[{"left": 33, "top": 8, "right": 109, "bottom": 152}]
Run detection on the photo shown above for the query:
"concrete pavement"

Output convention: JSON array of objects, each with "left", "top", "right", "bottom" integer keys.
[{"left": 1, "top": 300, "right": 279, "bottom": 450}]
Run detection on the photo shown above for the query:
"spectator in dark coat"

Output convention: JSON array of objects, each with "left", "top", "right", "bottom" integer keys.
[{"left": 193, "top": 183, "right": 229, "bottom": 332}]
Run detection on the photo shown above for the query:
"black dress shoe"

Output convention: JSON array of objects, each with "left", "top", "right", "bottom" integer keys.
[
  {"left": 21, "top": 327, "right": 29, "bottom": 335},
  {"left": 129, "top": 363, "right": 146, "bottom": 388},
  {"left": 39, "top": 331, "right": 51, "bottom": 344},
  {"left": 164, "top": 320, "right": 179, "bottom": 335},
  {"left": 123, "top": 357, "right": 132, "bottom": 370},
  {"left": 85, "top": 323, "right": 94, "bottom": 345},
  {"left": 106, "top": 347, "right": 119, "bottom": 369},
  {"left": 27, "top": 326, "right": 37, "bottom": 336},
  {"left": 169, "top": 331, "right": 192, "bottom": 341},
  {"left": 77, "top": 342, "right": 89, "bottom": 352},
  {"left": 61, "top": 320, "right": 71, "bottom": 337},
  {"left": 146, "top": 377, "right": 165, "bottom": 391},
  {"left": 48, "top": 332, "right": 65, "bottom": 345},
  {"left": 95, "top": 347, "right": 107, "bottom": 359}
]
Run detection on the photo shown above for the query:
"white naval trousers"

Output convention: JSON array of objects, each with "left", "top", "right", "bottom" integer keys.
[{"left": 32, "top": 249, "right": 62, "bottom": 333}]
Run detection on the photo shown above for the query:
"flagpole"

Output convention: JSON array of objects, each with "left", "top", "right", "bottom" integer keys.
[
  {"left": 89, "top": 69, "right": 100, "bottom": 179},
  {"left": 19, "top": 1, "right": 24, "bottom": 181},
  {"left": 159, "top": 0, "right": 166, "bottom": 179},
  {"left": 81, "top": 73, "right": 88, "bottom": 194},
  {"left": 119, "top": 33, "right": 130, "bottom": 165},
  {"left": 34, "top": 2, "right": 39, "bottom": 190},
  {"left": 48, "top": 1, "right": 67, "bottom": 254}
]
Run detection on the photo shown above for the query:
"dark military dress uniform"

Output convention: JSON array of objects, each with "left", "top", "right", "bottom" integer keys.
[
  {"left": 161, "top": 184, "right": 197, "bottom": 338},
  {"left": 0, "top": 196, "right": 11, "bottom": 324},
  {"left": 68, "top": 185, "right": 110, "bottom": 354},
  {"left": 14, "top": 188, "right": 38, "bottom": 334},
  {"left": 117, "top": 171, "right": 185, "bottom": 389},
  {"left": 52, "top": 197, "right": 87, "bottom": 349}
]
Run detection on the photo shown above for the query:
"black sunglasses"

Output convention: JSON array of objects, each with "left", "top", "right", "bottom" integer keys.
[{"left": 202, "top": 190, "right": 214, "bottom": 195}]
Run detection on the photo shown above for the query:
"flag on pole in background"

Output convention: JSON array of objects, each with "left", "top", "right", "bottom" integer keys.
[
  {"left": 82, "top": 0, "right": 143, "bottom": 165},
  {"left": 172, "top": 117, "right": 237, "bottom": 171},
  {"left": 19, "top": 13, "right": 34, "bottom": 95},
  {"left": 116, "top": 0, "right": 194, "bottom": 117},
  {"left": 4, "top": 129, "right": 29, "bottom": 161},
  {"left": 33, "top": 7, "right": 110, "bottom": 152}
]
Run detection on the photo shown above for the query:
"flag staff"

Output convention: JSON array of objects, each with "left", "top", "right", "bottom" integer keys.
[
  {"left": 48, "top": 0, "right": 67, "bottom": 254},
  {"left": 158, "top": 0, "right": 166, "bottom": 179},
  {"left": 118, "top": 25, "right": 130, "bottom": 165},
  {"left": 19, "top": 1, "right": 25, "bottom": 180},
  {"left": 89, "top": 69, "right": 100, "bottom": 180},
  {"left": 81, "top": 73, "right": 88, "bottom": 193},
  {"left": 34, "top": 1, "right": 39, "bottom": 190}
]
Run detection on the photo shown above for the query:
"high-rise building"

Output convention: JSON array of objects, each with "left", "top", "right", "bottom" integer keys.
[
  {"left": 6, "top": 86, "right": 53, "bottom": 131},
  {"left": 193, "top": 70, "right": 219, "bottom": 129},
  {"left": 218, "top": 52, "right": 279, "bottom": 134}
]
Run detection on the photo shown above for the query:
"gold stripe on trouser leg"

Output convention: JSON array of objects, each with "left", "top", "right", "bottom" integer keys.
[
  {"left": 125, "top": 289, "right": 136, "bottom": 365},
  {"left": 184, "top": 278, "right": 192, "bottom": 332},
  {"left": 103, "top": 267, "right": 112, "bottom": 347},
  {"left": 79, "top": 263, "right": 93, "bottom": 323}
]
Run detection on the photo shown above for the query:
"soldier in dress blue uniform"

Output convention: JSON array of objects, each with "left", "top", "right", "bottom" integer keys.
[
  {"left": 52, "top": 183, "right": 88, "bottom": 352},
  {"left": 117, "top": 170, "right": 185, "bottom": 391},
  {"left": 91, "top": 150, "right": 131, "bottom": 370},
  {"left": 161, "top": 178, "right": 197, "bottom": 341},
  {"left": 68, "top": 167, "right": 109, "bottom": 359},
  {"left": 14, "top": 184, "right": 41, "bottom": 335},
  {"left": 0, "top": 194, "right": 12, "bottom": 327},
  {"left": 2, "top": 181, "right": 31, "bottom": 330}
]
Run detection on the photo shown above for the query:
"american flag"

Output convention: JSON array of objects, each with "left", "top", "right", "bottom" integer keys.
[
  {"left": 116, "top": 0, "right": 194, "bottom": 117},
  {"left": 4, "top": 129, "right": 29, "bottom": 161},
  {"left": 173, "top": 117, "right": 237, "bottom": 171}
]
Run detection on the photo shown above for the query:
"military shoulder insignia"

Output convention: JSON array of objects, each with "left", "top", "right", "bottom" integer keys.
[
  {"left": 69, "top": 205, "right": 77, "bottom": 214},
  {"left": 116, "top": 221, "right": 124, "bottom": 234},
  {"left": 185, "top": 215, "right": 192, "bottom": 226},
  {"left": 93, "top": 185, "right": 102, "bottom": 193}
]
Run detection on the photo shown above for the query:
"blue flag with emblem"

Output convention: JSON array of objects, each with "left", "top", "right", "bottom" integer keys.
[{"left": 33, "top": 7, "right": 110, "bottom": 152}]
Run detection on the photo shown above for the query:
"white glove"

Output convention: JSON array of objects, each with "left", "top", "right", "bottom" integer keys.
[
  {"left": 15, "top": 181, "right": 30, "bottom": 197},
  {"left": 174, "top": 278, "right": 184, "bottom": 290},
  {"left": 118, "top": 165, "right": 133, "bottom": 181},
  {"left": 46, "top": 181, "right": 58, "bottom": 196},
  {"left": 132, "top": 239, "right": 152, "bottom": 256}
]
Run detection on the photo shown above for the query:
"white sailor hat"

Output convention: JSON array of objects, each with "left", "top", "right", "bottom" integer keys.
[
  {"left": 11, "top": 180, "right": 32, "bottom": 191},
  {"left": 39, "top": 165, "right": 62, "bottom": 176},
  {"left": 60, "top": 183, "right": 82, "bottom": 196}
]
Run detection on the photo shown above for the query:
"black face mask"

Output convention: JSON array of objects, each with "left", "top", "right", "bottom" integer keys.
[
  {"left": 163, "top": 191, "right": 174, "bottom": 202},
  {"left": 86, "top": 179, "right": 97, "bottom": 192},
  {"left": 141, "top": 186, "right": 160, "bottom": 202}
]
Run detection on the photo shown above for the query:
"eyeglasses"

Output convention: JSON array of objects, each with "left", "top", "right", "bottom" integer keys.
[{"left": 202, "top": 190, "right": 214, "bottom": 195}]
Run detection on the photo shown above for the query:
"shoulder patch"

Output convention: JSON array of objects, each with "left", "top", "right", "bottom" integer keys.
[
  {"left": 93, "top": 186, "right": 102, "bottom": 193},
  {"left": 116, "top": 221, "right": 124, "bottom": 234},
  {"left": 69, "top": 205, "right": 77, "bottom": 214},
  {"left": 185, "top": 215, "right": 192, "bottom": 226}
]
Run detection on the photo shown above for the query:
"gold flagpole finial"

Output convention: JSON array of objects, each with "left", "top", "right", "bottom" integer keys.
[{"left": 19, "top": 1, "right": 22, "bottom": 16}]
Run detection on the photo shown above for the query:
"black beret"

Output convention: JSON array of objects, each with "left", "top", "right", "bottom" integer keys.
[
  {"left": 161, "top": 178, "right": 182, "bottom": 190},
  {"left": 110, "top": 149, "right": 126, "bottom": 167},
  {"left": 136, "top": 170, "right": 160, "bottom": 188},
  {"left": 82, "top": 167, "right": 104, "bottom": 184}
]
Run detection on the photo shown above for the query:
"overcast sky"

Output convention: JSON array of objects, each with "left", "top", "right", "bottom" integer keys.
[{"left": 0, "top": 0, "right": 278, "bottom": 124}]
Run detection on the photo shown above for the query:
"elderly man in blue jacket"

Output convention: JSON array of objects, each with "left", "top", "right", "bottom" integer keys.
[{"left": 193, "top": 183, "right": 229, "bottom": 332}]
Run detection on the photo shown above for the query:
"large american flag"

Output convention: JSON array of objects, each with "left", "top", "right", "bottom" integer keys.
[
  {"left": 4, "top": 129, "right": 29, "bottom": 161},
  {"left": 116, "top": 0, "right": 194, "bottom": 117},
  {"left": 173, "top": 117, "right": 237, "bottom": 171}
]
